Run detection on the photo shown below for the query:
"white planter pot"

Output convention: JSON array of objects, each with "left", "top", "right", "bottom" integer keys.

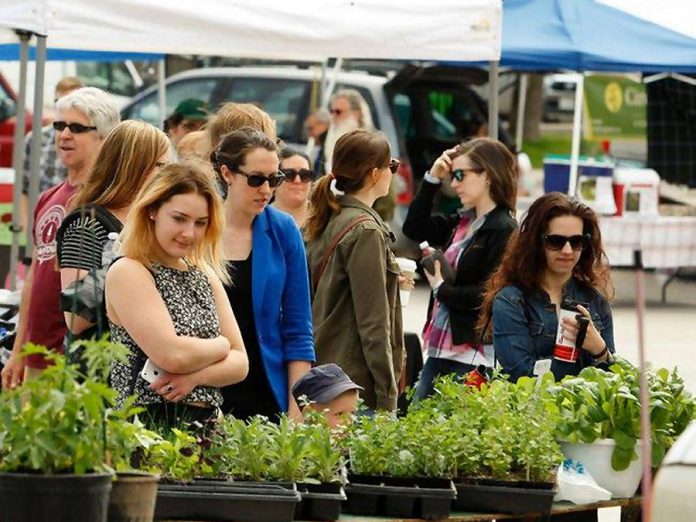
[{"left": 560, "top": 439, "right": 643, "bottom": 498}]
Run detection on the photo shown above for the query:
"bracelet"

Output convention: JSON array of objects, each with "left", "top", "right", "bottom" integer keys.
[
  {"left": 589, "top": 345, "right": 608, "bottom": 360},
  {"left": 423, "top": 171, "right": 442, "bottom": 185}
]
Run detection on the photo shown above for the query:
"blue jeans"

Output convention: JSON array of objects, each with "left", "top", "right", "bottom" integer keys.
[{"left": 412, "top": 357, "right": 478, "bottom": 401}]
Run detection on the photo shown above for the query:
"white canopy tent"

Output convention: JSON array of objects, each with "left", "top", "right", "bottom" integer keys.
[
  {"left": 0, "top": 0, "right": 502, "bottom": 286},
  {"left": 0, "top": 0, "right": 501, "bottom": 62}
]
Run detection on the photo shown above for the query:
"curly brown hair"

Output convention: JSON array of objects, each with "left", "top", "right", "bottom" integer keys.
[{"left": 477, "top": 192, "right": 613, "bottom": 337}]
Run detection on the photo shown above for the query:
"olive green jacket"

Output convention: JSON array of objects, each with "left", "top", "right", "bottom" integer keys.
[{"left": 306, "top": 196, "right": 404, "bottom": 411}]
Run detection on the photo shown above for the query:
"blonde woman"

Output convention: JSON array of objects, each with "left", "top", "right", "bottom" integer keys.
[
  {"left": 58, "top": 120, "right": 169, "bottom": 344},
  {"left": 104, "top": 162, "right": 248, "bottom": 422}
]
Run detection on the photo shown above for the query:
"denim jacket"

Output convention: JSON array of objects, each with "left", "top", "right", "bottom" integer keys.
[{"left": 492, "top": 278, "right": 615, "bottom": 382}]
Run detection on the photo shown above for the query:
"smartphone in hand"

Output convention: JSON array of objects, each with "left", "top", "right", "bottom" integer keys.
[{"left": 140, "top": 359, "right": 164, "bottom": 384}]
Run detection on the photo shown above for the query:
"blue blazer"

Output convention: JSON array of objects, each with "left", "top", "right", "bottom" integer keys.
[{"left": 251, "top": 206, "right": 315, "bottom": 410}]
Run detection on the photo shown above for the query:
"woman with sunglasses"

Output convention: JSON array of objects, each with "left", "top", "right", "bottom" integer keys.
[
  {"left": 402, "top": 137, "right": 517, "bottom": 400},
  {"left": 478, "top": 192, "right": 615, "bottom": 382},
  {"left": 272, "top": 147, "right": 313, "bottom": 227},
  {"left": 305, "top": 129, "right": 404, "bottom": 412},
  {"left": 211, "top": 127, "right": 314, "bottom": 421}
]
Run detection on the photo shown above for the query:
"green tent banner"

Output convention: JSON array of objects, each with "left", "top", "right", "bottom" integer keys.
[{"left": 583, "top": 74, "right": 647, "bottom": 141}]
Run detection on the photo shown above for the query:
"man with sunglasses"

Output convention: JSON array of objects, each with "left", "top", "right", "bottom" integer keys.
[
  {"left": 18, "top": 77, "right": 83, "bottom": 230},
  {"left": 2, "top": 87, "right": 120, "bottom": 390}
]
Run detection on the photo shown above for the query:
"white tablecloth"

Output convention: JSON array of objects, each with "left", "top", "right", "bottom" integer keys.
[{"left": 600, "top": 216, "right": 696, "bottom": 269}]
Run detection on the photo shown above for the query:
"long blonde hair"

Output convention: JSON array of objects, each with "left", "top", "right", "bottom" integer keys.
[
  {"left": 72, "top": 120, "right": 168, "bottom": 210},
  {"left": 120, "top": 161, "right": 229, "bottom": 283}
]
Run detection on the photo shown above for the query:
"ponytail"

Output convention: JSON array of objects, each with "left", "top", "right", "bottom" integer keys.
[{"left": 304, "top": 174, "right": 342, "bottom": 242}]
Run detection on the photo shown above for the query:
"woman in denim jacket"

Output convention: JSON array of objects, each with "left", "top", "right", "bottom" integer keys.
[{"left": 478, "top": 193, "right": 615, "bottom": 382}]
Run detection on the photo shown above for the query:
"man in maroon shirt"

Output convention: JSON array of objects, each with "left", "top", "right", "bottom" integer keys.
[{"left": 1, "top": 87, "right": 120, "bottom": 388}]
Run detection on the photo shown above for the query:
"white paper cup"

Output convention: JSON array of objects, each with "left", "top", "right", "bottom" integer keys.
[{"left": 395, "top": 257, "right": 417, "bottom": 308}]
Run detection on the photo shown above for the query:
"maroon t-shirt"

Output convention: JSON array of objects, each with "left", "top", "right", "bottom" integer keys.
[{"left": 24, "top": 181, "right": 77, "bottom": 369}]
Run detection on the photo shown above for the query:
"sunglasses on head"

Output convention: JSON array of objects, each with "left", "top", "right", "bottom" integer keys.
[
  {"left": 235, "top": 169, "right": 286, "bottom": 188},
  {"left": 389, "top": 158, "right": 400, "bottom": 174},
  {"left": 542, "top": 233, "right": 591, "bottom": 251},
  {"left": 450, "top": 167, "right": 484, "bottom": 182},
  {"left": 53, "top": 121, "right": 97, "bottom": 134},
  {"left": 281, "top": 168, "right": 313, "bottom": 183}
]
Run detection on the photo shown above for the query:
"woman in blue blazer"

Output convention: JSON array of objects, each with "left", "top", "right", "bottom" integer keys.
[{"left": 211, "top": 127, "right": 315, "bottom": 421}]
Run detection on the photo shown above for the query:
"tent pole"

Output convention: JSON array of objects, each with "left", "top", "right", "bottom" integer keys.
[
  {"left": 8, "top": 31, "right": 31, "bottom": 291},
  {"left": 567, "top": 73, "right": 585, "bottom": 197},
  {"left": 25, "top": 35, "right": 47, "bottom": 259},
  {"left": 322, "top": 58, "right": 343, "bottom": 108},
  {"left": 515, "top": 73, "right": 528, "bottom": 149},
  {"left": 634, "top": 251, "right": 653, "bottom": 522},
  {"left": 157, "top": 59, "right": 166, "bottom": 131},
  {"left": 488, "top": 61, "right": 499, "bottom": 139}
]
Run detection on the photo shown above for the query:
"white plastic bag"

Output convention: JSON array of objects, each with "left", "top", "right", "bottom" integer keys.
[{"left": 554, "top": 459, "right": 612, "bottom": 504}]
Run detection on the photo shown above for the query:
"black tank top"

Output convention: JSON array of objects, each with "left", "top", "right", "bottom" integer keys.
[{"left": 220, "top": 253, "right": 280, "bottom": 420}]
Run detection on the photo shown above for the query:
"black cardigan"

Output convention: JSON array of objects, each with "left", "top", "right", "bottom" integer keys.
[{"left": 402, "top": 180, "right": 518, "bottom": 345}]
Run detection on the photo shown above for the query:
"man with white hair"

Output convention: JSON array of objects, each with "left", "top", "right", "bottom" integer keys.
[
  {"left": 323, "top": 89, "right": 374, "bottom": 172},
  {"left": 1, "top": 87, "right": 120, "bottom": 388}
]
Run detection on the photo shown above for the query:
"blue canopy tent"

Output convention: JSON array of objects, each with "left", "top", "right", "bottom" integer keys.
[
  {"left": 0, "top": 44, "right": 162, "bottom": 61},
  {"left": 501, "top": 0, "right": 696, "bottom": 73}
]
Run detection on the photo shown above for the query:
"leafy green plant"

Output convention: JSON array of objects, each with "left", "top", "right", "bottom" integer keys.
[
  {"left": 0, "top": 344, "right": 121, "bottom": 474},
  {"left": 548, "top": 358, "right": 696, "bottom": 471}
]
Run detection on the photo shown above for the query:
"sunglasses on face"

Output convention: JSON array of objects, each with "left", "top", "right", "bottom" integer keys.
[
  {"left": 235, "top": 169, "right": 286, "bottom": 188},
  {"left": 388, "top": 158, "right": 400, "bottom": 174},
  {"left": 450, "top": 167, "right": 483, "bottom": 182},
  {"left": 53, "top": 121, "right": 98, "bottom": 134},
  {"left": 281, "top": 168, "right": 313, "bottom": 183},
  {"left": 542, "top": 234, "right": 591, "bottom": 251}
]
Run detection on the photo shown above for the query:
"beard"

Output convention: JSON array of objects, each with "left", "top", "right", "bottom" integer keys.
[{"left": 323, "top": 117, "right": 361, "bottom": 172}]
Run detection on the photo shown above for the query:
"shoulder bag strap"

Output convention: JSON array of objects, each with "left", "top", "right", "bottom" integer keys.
[{"left": 313, "top": 215, "right": 373, "bottom": 294}]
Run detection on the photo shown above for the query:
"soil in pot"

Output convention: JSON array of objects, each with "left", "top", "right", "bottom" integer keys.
[
  {"left": 109, "top": 471, "right": 158, "bottom": 522},
  {"left": 0, "top": 471, "right": 112, "bottom": 522}
]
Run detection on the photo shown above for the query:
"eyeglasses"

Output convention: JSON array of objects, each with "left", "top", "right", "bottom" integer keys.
[
  {"left": 281, "top": 168, "right": 313, "bottom": 183},
  {"left": 450, "top": 168, "right": 484, "bottom": 182},
  {"left": 53, "top": 121, "right": 98, "bottom": 134},
  {"left": 236, "top": 169, "right": 286, "bottom": 188},
  {"left": 389, "top": 159, "right": 400, "bottom": 174},
  {"left": 542, "top": 234, "right": 591, "bottom": 251}
]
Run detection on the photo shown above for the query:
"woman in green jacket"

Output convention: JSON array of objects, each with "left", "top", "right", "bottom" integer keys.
[{"left": 305, "top": 129, "right": 405, "bottom": 412}]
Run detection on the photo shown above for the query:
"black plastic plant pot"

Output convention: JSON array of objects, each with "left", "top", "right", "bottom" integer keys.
[
  {"left": 294, "top": 482, "right": 346, "bottom": 521},
  {"left": 344, "top": 481, "right": 456, "bottom": 520},
  {"left": 0, "top": 471, "right": 112, "bottom": 522},
  {"left": 453, "top": 480, "right": 556, "bottom": 514},
  {"left": 347, "top": 473, "right": 452, "bottom": 489},
  {"left": 155, "top": 483, "right": 300, "bottom": 522}
]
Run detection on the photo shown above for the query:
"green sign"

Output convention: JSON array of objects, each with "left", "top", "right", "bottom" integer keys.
[{"left": 583, "top": 74, "right": 647, "bottom": 140}]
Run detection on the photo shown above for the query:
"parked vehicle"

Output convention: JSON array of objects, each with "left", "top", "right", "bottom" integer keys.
[
  {"left": 121, "top": 64, "right": 513, "bottom": 257},
  {"left": 0, "top": 73, "right": 32, "bottom": 168},
  {"left": 542, "top": 73, "right": 578, "bottom": 122}
]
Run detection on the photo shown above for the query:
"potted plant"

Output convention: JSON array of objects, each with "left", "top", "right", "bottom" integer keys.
[
  {"left": 344, "top": 410, "right": 457, "bottom": 520},
  {"left": 413, "top": 375, "right": 561, "bottom": 514},
  {"left": 149, "top": 416, "right": 301, "bottom": 522},
  {"left": 293, "top": 409, "right": 347, "bottom": 521},
  {"left": 0, "top": 345, "right": 114, "bottom": 522},
  {"left": 549, "top": 359, "right": 695, "bottom": 498}
]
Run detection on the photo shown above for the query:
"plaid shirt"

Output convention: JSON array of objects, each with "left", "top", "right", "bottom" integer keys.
[{"left": 22, "top": 125, "right": 67, "bottom": 195}]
